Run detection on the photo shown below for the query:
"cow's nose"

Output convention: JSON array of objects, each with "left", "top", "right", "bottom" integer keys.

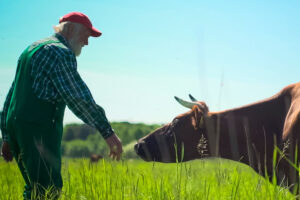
[
  {"left": 134, "top": 141, "right": 154, "bottom": 161},
  {"left": 134, "top": 142, "right": 144, "bottom": 153},
  {"left": 134, "top": 141, "right": 146, "bottom": 155}
]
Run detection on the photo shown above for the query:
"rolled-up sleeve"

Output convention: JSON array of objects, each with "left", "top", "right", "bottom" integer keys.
[{"left": 49, "top": 50, "right": 114, "bottom": 139}]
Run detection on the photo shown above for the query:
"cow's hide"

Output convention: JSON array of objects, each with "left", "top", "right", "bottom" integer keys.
[{"left": 135, "top": 82, "right": 300, "bottom": 194}]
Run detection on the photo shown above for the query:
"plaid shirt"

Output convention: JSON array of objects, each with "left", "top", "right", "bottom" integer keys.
[{"left": 1, "top": 34, "right": 114, "bottom": 141}]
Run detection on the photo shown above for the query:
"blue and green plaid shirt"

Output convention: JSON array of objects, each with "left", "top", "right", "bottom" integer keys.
[{"left": 1, "top": 33, "right": 114, "bottom": 141}]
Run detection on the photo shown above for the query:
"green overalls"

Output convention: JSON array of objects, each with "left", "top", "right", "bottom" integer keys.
[{"left": 6, "top": 40, "right": 66, "bottom": 199}]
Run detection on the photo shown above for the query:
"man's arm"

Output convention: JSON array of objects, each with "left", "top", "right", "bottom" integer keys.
[
  {"left": 50, "top": 53, "right": 114, "bottom": 139},
  {"left": 46, "top": 45, "right": 122, "bottom": 159}
]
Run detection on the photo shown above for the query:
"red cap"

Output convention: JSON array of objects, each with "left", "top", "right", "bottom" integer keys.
[{"left": 59, "top": 12, "right": 102, "bottom": 37}]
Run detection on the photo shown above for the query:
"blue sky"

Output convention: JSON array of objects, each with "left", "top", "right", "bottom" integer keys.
[{"left": 0, "top": 0, "right": 300, "bottom": 126}]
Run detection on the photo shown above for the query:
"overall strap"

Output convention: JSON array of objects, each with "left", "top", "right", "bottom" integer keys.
[{"left": 28, "top": 40, "right": 61, "bottom": 56}]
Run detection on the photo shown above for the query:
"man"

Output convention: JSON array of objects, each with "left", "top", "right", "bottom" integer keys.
[{"left": 0, "top": 12, "right": 123, "bottom": 199}]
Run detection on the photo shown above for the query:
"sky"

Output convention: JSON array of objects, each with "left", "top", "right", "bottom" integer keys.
[{"left": 0, "top": 0, "right": 300, "bottom": 128}]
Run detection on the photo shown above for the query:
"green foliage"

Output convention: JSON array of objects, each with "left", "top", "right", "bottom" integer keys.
[
  {"left": 111, "top": 122, "right": 161, "bottom": 145},
  {"left": 63, "top": 124, "right": 97, "bottom": 141},
  {"left": 62, "top": 140, "right": 91, "bottom": 158},
  {"left": 61, "top": 122, "right": 161, "bottom": 158},
  {"left": 86, "top": 133, "right": 108, "bottom": 155}
]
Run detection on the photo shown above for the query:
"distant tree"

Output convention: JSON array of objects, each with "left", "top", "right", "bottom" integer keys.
[
  {"left": 63, "top": 127, "right": 75, "bottom": 141},
  {"left": 133, "top": 128, "right": 144, "bottom": 140},
  {"left": 63, "top": 123, "right": 97, "bottom": 141},
  {"left": 78, "top": 124, "right": 96, "bottom": 140},
  {"left": 61, "top": 121, "right": 161, "bottom": 158},
  {"left": 63, "top": 123, "right": 81, "bottom": 141},
  {"left": 63, "top": 140, "right": 91, "bottom": 157},
  {"left": 86, "top": 134, "right": 108, "bottom": 155}
]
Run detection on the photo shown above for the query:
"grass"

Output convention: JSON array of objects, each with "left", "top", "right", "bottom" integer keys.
[{"left": 0, "top": 157, "right": 295, "bottom": 200}]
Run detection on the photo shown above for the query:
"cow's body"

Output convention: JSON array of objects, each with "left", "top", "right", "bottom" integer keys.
[{"left": 135, "top": 82, "right": 300, "bottom": 193}]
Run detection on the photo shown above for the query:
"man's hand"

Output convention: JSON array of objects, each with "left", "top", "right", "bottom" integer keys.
[
  {"left": 1, "top": 141, "right": 13, "bottom": 162},
  {"left": 105, "top": 133, "right": 123, "bottom": 161}
]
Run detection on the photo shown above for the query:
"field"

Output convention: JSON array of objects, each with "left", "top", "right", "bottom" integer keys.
[{"left": 0, "top": 157, "right": 295, "bottom": 200}]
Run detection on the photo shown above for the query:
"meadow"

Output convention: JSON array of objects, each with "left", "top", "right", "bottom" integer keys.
[{"left": 0, "top": 157, "right": 296, "bottom": 200}]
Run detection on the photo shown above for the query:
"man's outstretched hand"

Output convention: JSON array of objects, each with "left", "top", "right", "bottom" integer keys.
[
  {"left": 1, "top": 141, "right": 13, "bottom": 162},
  {"left": 105, "top": 133, "right": 123, "bottom": 161}
]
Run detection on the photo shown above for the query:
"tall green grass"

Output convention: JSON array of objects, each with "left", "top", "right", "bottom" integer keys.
[{"left": 0, "top": 158, "right": 295, "bottom": 199}]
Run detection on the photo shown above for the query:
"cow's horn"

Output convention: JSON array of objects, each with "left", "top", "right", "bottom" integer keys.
[
  {"left": 189, "top": 94, "right": 197, "bottom": 102},
  {"left": 174, "top": 96, "right": 199, "bottom": 109}
]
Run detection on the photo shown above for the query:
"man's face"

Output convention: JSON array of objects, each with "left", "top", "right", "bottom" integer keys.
[{"left": 69, "top": 25, "right": 91, "bottom": 57}]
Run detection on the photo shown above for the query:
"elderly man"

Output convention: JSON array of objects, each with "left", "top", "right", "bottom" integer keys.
[{"left": 0, "top": 12, "right": 123, "bottom": 199}]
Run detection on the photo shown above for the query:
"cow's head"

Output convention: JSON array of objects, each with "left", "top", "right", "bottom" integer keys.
[{"left": 134, "top": 95, "right": 209, "bottom": 163}]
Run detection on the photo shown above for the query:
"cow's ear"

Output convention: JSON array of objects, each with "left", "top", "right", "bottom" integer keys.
[
  {"left": 282, "top": 99, "right": 300, "bottom": 140},
  {"left": 192, "top": 106, "right": 205, "bottom": 130}
]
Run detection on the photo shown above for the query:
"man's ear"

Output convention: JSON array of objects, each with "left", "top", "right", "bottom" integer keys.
[
  {"left": 283, "top": 98, "right": 300, "bottom": 140},
  {"left": 64, "top": 23, "right": 75, "bottom": 38}
]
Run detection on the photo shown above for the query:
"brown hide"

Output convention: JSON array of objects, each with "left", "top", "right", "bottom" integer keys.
[
  {"left": 135, "top": 82, "right": 300, "bottom": 193},
  {"left": 90, "top": 154, "right": 103, "bottom": 162}
]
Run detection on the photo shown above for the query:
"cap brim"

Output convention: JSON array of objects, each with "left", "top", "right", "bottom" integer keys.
[{"left": 91, "top": 27, "right": 102, "bottom": 37}]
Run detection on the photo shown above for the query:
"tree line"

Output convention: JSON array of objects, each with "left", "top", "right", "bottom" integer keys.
[{"left": 61, "top": 122, "right": 161, "bottom": 159}]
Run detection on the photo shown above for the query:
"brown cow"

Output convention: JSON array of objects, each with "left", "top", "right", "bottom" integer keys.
[
  {"left": 90, "top": 154, "right": 103, "bottom": 163},
  {"left": 134, "top": 82, "right": 300, "bottom": 194}
]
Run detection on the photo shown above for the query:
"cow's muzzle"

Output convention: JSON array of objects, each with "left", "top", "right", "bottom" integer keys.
[{"left": 134, "top": 141, "right": 154, "bottom": 161}]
